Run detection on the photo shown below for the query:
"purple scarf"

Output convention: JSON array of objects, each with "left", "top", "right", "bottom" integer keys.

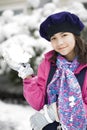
[{"left": 47, "top": 55, "right": 86, "bottom": 130}]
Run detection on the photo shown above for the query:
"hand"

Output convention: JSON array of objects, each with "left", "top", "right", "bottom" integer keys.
[
  {"left": 5, "top": 56, "right": 34, "bottom": 79},
  {"left": 1, "top": 47, "right": 34, "bottom": 79},
  {"left": 4, "top": 55, "right": 33, "bottom": 79},
  {"left": 18, "top": 63, "right": 34, "bottom": 79},
  {"left": 0, "top": 38, "right": 34, "bottom": 79},
  {"left": 30, "top": 103, "right": 59, "bottom": 130},
  {"left": 30, "top": 112, "right": 49, "bottom": 130}
]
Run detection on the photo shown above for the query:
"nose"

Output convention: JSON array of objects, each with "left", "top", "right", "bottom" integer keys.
[{"left": 57, "top": 38, "right": 63, "bottom": 45}]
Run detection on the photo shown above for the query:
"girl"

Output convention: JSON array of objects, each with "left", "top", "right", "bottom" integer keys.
[
  {"left": 23, "top": 11, "right": 87, "bottom": 130},
  {"left": 2, "top": 11, "right": 87, "bottom": 130}
]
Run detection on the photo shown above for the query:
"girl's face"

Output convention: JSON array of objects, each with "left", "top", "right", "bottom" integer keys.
[{"left": 50, "top": 32, "right": 76, "bottom": 61}]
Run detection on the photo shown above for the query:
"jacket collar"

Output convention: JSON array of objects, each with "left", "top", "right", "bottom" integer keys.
[
  {"left": 44, "top": 50, "right": 87, "bottom": 73},
  {"left": 75, "top": 64, "right": 87, "bottom": 74},
  {"left": 44, "top": 50, "right": 55, "bottom": 60}
]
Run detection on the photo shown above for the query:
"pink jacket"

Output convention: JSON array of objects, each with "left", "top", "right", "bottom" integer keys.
[{"left": 23, "top": 50, "right": 87, "bottom": 114}]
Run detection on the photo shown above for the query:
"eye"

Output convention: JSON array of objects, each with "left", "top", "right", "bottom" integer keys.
[
  {"left": 50, "top": 37, "right": 56, "bottom": 41},
  {"left": 62, "top": 33, "right": 68, "bottom": 37}
]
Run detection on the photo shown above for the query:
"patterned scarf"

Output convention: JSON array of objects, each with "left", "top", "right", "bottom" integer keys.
[{"left": 47, "top": 55, "right": 86, "bottom": 130}]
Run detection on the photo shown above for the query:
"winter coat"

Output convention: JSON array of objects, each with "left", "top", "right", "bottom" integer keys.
[{"left": 23, "top": 50, "right": 87, "bottom": 116}]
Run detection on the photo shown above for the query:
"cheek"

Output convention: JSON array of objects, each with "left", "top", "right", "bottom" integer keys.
[
  {"left": 51, "top": 43, "right": 56, "bottom": 48},
  {"left": 67, "top": 38, "right": 75, "bottom": 48}
]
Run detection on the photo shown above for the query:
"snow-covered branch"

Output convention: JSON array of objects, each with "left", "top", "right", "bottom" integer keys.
[{"left": 0, "top": 0, "right": 87, "bottom": 75}]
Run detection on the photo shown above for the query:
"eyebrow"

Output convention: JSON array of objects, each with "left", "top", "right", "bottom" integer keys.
[{"left": 52, "top": 32, "right": 65, "bottom": 37}]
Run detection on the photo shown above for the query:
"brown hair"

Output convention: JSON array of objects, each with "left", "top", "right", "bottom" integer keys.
[
  {"left": 49, "top": 35, "right": 87, "bottom": 64},
  {"left": 75, "top": 35, "right": 87, "bottom": 64}
]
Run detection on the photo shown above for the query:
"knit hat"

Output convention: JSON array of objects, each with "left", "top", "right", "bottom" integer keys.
[{"left": 39, "top": 11, "right": 84, "bottom": 41}]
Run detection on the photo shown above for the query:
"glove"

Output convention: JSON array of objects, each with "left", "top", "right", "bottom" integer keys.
[
  {"left": 30, "top": 112, "right": 49, "bottom": 130},
  {"left": 3, "top": 53, "right": 34, "bottom": 79},
  {"left": 18, "top": 63, "right": 34, "bottom": 79},
  {"left": 4, "top": 56, "right": 34, "bottom": 79},
  {"left": 30, "top": 103, "right": 60, "bottom": 130},
  {"left": 0, "top": 40, "right": 34, "bottom": 79}
]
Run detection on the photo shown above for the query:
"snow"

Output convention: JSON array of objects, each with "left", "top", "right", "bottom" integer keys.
[
  {"left": 1, "top": 35, "right": 32, "bottom": 63},
  {"left": 0, "top": 100, "right": 36, "bottom": 130},
  {"left": 27, "top": 0, "right": 40, "bottom": 8},
  {"left": 0, "top": 0, "right": 87, "bottom": 77},
  {"left": 0, "top": 1, "right": 87, "bottom": 129}
]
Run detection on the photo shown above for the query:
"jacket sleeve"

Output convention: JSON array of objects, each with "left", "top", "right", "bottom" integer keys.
[
  {"left": 82, "top": 71, "right": 87, "bottom": 118},
  {"left": 23, "top": 59, "right": 48, "bottom": 111}
]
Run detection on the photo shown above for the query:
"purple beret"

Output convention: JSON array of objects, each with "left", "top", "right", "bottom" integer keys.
[{"left": 39, "top": 11, "right": 84, "bottom": 41}]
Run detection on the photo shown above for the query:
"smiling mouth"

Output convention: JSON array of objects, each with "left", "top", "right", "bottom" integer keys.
[{"left": 59, "top": 47, "right": 67, "bottom": 50}]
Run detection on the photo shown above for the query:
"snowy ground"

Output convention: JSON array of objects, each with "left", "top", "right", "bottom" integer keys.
[{"left": 0, "top": 100, "right": 36, "bottom": 130}]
